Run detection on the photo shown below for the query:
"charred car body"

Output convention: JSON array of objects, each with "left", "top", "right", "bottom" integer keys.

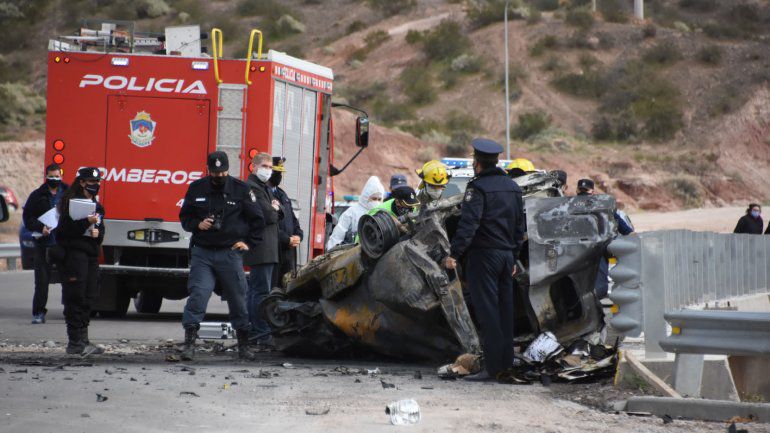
[{"left": 261, "top": 171, "right": 618, "bottom": 361}]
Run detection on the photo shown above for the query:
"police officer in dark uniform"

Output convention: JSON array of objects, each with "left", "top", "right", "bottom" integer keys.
[
  {"left": 267, "top": 157, "right": 303, "bottom": 288},
  {"left": 444, "top": 138, "right": 525, "bottom": 381},
  {"left": 56, "top": 167, "right": 106, "bottom": 356},
  {"left": 179, "top": 151, "right": 265, "bottom": 360}
]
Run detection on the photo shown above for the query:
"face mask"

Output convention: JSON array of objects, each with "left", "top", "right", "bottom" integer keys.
[
  {"left": 269, "top": 171, "right": 282, "bottom": 187},
  {"left": 426, "top": 186, "right": 443, "bottom": 200},
  {"left": 84, "top": 183, "right": 100, "bottom": 196},
  {"left": 210, "top": 176, "right": 226, "bottom": 188},
  {"left": 751, "top": 210, "right": 761, "bottom": 218},
  {"left": 363, "top": 196, "right": 381, "bottom": 211},
  {"left": 46, "top": 177, "right": 61, "bottom": 189},
  {"left": 256, "top": 167, "right": 273, "bottom": 183}
]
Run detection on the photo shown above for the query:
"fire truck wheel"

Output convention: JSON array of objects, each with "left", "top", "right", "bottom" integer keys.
[
  {"left": 133, "top": 290, "right": 163, "bottom": 314},
  {"left": 92, "top": 275, "right": 131, "bottom": 318}
]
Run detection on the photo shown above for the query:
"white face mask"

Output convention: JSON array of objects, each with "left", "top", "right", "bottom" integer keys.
[
  {"left": 362, "top": 196, "right": 382, "bottom": 210},
  {"left": 256, "top": 167, "right": 273, "bottom": 183},
  {"left": 426, "top": 186, "right": 443, "bottom": 200}
]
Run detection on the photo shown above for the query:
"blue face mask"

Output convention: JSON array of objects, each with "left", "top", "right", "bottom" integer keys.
[{"left": 751, "top": 210, "right": 761, "bottom": 218}]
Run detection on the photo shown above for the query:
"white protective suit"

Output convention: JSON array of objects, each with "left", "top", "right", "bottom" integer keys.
[{"left": 326, "top": 176, "right": 385, "bottom": 250}]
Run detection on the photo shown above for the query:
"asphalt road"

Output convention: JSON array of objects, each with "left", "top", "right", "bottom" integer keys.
[
  {"left": 0, "top": 272, "right": 760, "bottom": 433},
  {"left": 0, "top": 271, "right": 229, "bottom": 345}
]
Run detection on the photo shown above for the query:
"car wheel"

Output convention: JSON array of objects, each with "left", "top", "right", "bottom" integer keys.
[{"left": 133, "top": 290, "right": 163, "bottom": 314}]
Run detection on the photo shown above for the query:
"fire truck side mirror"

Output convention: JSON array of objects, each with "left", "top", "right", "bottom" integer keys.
[
  {"left": 355, "top": 117, "right": 369, "bottom": 149},
  {"left": 0, "top": 195, "right": 8, "bottom": 223}
]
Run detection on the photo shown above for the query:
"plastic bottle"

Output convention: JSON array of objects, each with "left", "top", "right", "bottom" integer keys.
[{"left": 385, "top": 399, "right": 421, "bottom": 426}]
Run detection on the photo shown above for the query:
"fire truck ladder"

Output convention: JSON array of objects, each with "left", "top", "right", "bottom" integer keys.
[{"left": 211, "top": 29, "right": 265, "bottom": 177}]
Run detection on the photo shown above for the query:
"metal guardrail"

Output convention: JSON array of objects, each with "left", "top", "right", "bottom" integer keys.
[
  {"left": 609, "top": 230, "right": 770, "bottom": 357},
  {"left": 0, "top": 243, "right": 21, "bottom": 270},
  {"left": 660, "top": 310, "right": 770, "bottom": 356},
  {"left": 658, "top": 309, "right": 770, "bottom": 398}
]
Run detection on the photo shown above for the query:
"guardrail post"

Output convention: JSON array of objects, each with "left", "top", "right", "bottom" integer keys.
[{"left": 672, "top": 353, "right": 705, "bottom": 397}]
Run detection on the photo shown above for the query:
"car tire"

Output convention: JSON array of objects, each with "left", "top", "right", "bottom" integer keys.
[{"left": 133, "top": 290, "right": 163, "bottom": 314}]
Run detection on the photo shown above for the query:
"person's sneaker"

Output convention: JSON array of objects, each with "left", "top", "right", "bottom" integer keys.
[{"left": 31, "top": 313, "right": 45, "bottom": 324}]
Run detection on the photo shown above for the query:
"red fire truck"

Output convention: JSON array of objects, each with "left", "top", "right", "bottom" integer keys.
[{"left": 45, "top": 23, "right": 368, "bottom": 316}]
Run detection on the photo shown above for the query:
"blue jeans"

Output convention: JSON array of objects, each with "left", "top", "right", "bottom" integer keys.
[
  {"left": 182, "top": 246, "right": 250, "bottom": 331},
  {"left": 247, "top": 263, "right": 274, "bottom": 340}
]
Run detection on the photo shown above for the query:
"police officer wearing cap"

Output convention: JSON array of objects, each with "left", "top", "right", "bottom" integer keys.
[
  {"left": 179, "top": 151, "right": 265, "bottom": 360},
  {"left": 444, "top": 138, "right": 525, "bottom": 382},
  {"left": 55, "top": 167, "right": 106, "bottom": 356},
  {"left": 385, "top": 173, "right": 409, "bottom": 200},
  {"left": 267, "top": 157, "right": 303, "bottom": 288}
]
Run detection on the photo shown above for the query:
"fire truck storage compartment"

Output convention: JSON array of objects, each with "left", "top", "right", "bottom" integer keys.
[
  {"left": 271, "top": 80, "right": 318, "bottom": 265},
  {"left": 104, "top": 95, "right": 210, "bottom": 222}
]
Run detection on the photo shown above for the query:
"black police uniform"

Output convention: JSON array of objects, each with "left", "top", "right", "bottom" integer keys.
[
  {"left": 22, "top": 180, "right": 68, "bottom": 319},
  {"left": 272, "top": 186, "right": 303, "bottom": 287},
  {"left": 449, "top": 139, "right": 525, "bottom": 378},
  {"left": 56, "top": 167, "right": 106, "bottom": 354},
  {"left": 178, "top": 152, "right": 265, "bottom": 359}
]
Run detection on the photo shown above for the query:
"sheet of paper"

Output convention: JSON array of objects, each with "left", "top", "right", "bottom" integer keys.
[
  {"left": 37, "top": 207, "right": 59, "bottom": 229},
  {"left": 69, "top": 199, "right": 95, "bottom": 220},
  {"left": 523, "top": 331, "right": 563, "bottom": 363}
]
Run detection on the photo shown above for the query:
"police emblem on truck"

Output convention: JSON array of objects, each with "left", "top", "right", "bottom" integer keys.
[{"left": 129, "top": 111, "right": 156, "bottom": 148}]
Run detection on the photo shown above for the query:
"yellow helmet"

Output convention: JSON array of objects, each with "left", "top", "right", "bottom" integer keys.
[
  {"left": 416, "top": 160, "right": 449, "bottom": 187},
  {"left": 506, "top": 158, "right": 536, "bottom": 173}
]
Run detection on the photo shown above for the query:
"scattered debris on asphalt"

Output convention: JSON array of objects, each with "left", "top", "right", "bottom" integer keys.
[
  {"left": 179, "top": 391, "right": 200, "bottom": 398},
  {"left": 96, "top": 393, "right": 108, "bottom": 402},
  {"left": 305, "top": 406, "right": 330, "bottom": 416},
  {"left": 386, "top": 399, "right": 421, "bottom": 426},
  {"left": 380, "top": 379, "right": 395, "bottom": 389}
]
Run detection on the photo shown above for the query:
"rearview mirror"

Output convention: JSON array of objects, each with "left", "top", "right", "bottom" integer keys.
[
  {"left": 0, "top": 195, "right": 8, "bottom": 223},
  {"left": 355, "top": 116, "right": 369, "bottom": 149}
]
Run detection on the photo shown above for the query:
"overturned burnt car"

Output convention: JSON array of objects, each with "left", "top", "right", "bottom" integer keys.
[{"left": 261, "top": 173, "right": 618, "bottom": 361}]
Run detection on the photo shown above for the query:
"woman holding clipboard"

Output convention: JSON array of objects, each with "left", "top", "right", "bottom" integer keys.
[{"left": 55, "top": 167, "right": 106, "bottom": 356}]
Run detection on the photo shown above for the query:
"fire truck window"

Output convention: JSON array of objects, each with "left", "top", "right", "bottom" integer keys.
[{"left": 271, "top": 81, "right": 287, "bottom": 156}]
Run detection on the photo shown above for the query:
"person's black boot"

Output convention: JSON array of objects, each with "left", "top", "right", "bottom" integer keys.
[
  {"left": 236, "top": 329, "right": 257, "bottom": 361},
  {"left": 180, "top": 327, "right": 197, "bottom": 361},
  {"left": 80, "top": 327, "right": 104, "bottom": 357},
  {"left": 66, "top": 326, "right": 85, "bottom": 355}
]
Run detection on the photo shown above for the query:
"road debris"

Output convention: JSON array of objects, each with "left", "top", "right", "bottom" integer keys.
[
  {"left": 380, "top": 379, "right": 395, "bottom": 389},
  {"left": 305, "top": 406, "right": 331, "bottom": 416},
  {"left": 96, "top": 393, "right": 108, "bottom": 402},
  {"left": 165, "top": 355, "right": 180, "bottom": 363},
  {"left": 438, "top": 353, "right": 482, "bottom": 379},
  {"left": 179, "top": 391, "right": 200, "bottom": 398},
  {"left": 386, "top": 399, "right": 421, "bottom": 426}
]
